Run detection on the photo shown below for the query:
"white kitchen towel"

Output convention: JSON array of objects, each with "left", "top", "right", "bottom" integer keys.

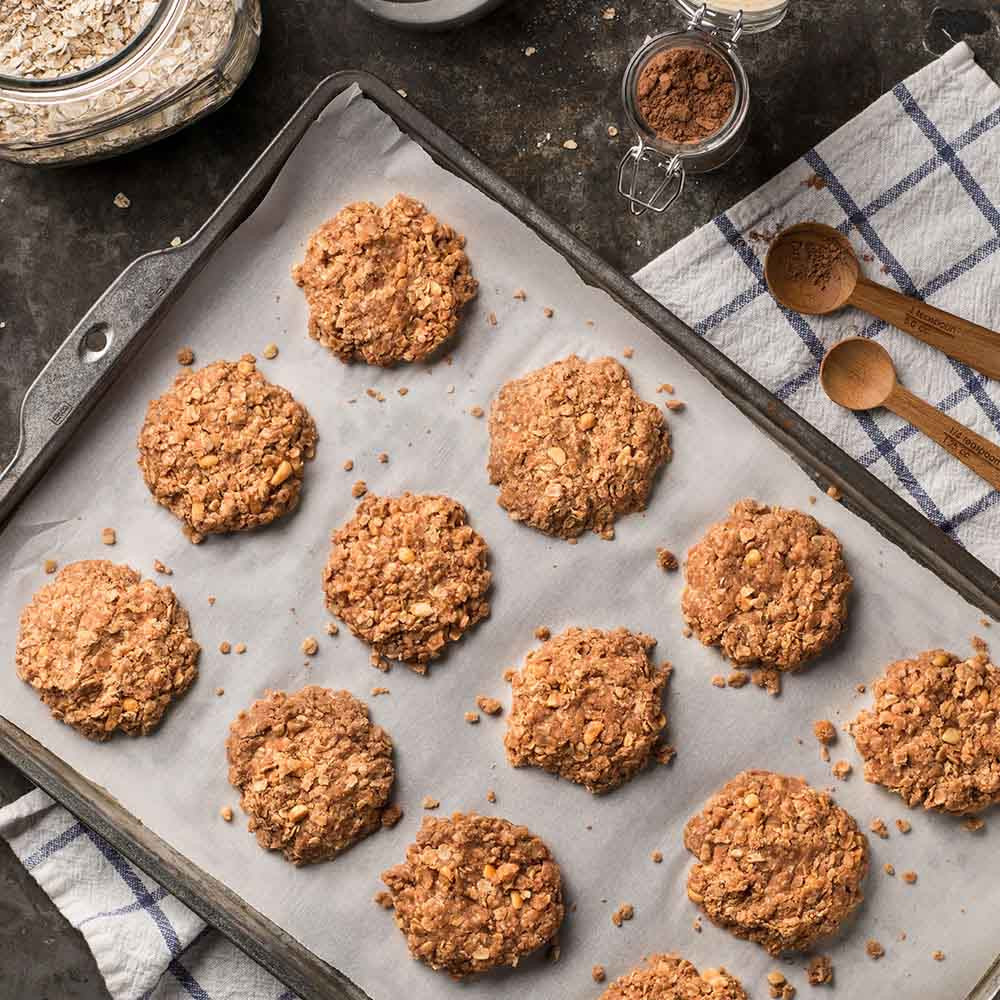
[
  {"left": 0, "top": 789, "right": 297, "bottom": 1000},
  {"left": 635, "top": 41, "right": 1000, "bottom": 574}
]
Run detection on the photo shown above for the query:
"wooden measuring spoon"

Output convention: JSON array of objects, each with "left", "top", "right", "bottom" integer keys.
[
  {"left": 820, "top": 337, "right": 1000, "bottom": 490},
  {"left": 765, "top": 222, "right": 1000, "bottom": 381}
]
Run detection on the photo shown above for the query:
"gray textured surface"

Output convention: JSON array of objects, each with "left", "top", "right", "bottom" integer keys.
[{"left": 1, "top": 2, "right": 999, "bottom": 997}]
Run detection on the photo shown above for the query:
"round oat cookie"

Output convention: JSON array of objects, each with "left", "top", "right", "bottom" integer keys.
[
  {"left": 683, "top": 770, "right": 868, "bottom": 954},
  {"left": 15, "top": 560, "right": 199, "bottom": 741},
  {"left": 380, "top": 812, "right": 564, "bottom": 977},
  {"left": 852, "top": 648, "right": 1000, "bottom": 814},
  {"left": 599, "top": 953, "right": 748, "bottom": 1000},
  {"left": 322, "top": 492, "right": 491, "bottom": 671},
  {"left": 504, "top": 627, "right": 669, "bottom": 794},
  {"left": 226, "top": 686, "right": 395, "bottom": 866},
  {"left": 292, "top": 193, "right": 478, "bottom": 366},
  {"left": 138, "top": 354, "right": 317, "bottom": 542},
  {"left": 682, "top": 499, "right": 851, "bottom": 671},
  {"left": 488, "top": 355, "right": 671, "bottom": 540}
]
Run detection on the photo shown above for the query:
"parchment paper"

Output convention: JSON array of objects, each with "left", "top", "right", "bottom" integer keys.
[{"left": 2, "top": 85, "right": 998, "bottom": 1000}]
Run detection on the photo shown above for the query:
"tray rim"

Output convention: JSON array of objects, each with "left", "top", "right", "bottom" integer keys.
[{"left": 3, "top": 68, "right": 1000, "bottom": 1000}]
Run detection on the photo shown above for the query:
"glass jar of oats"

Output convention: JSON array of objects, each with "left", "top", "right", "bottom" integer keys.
[{"left": 0, "top": 0, "right": 261, "bottom": 165}]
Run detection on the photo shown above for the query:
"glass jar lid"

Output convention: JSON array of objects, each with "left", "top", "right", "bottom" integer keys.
[{"left": 669, "top": 0, "right": 789, "bottom": 36}]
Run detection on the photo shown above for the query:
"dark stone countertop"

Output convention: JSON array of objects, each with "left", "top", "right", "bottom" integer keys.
[{"left": 1, "top": 2, "right": 998, "bottom": 996}]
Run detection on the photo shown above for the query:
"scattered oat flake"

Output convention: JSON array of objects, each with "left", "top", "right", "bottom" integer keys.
[
  {"left": 656, "top": 383, "right": 674, "bottom": 394},
  {"left": 325, "top": 622, "right": 339, "bottom": 636},
  {"left": 372, "top": 686, "right": 390, "bottom": 696},
  {"left": 301, "top": 636, "right": 319, "bottom": 656},
  {"left": 396, "top": 88, "right": 407, "bottom": 97},
  {"left": 611, "top": 902, "right": 634, "bottom": 927},
  {"left": 562, "top": 139, "right": 578, "bottom": 150},
  {"left": 751, "top": 667, "right": 781, "bottom": 696},
  {"left": 808, "top": 495, "right": 817, "bottom": 504},
  {"left": 534, "top": 626, "right": 551, "bottom": 641},
  {"left": 219, "top": 642, "right": 231, "bottom": 655},
  {"left": 486, "top": 311, "right": 498, "bottom": 327},
  {"left": 601, "top": 6, "right": 616, "bottom": 18},
  {"left": 711, "top": 675, "right": 726, "bottom": 688},
  {"left": 422, "top": 796, "right": 440, "bottom": 810},
  {"left": 525, "top": 46, "right": 536, "bottom": 56},
  {"left": 866, "top": 940, "right": 884, "bottom": 960},
  {"left": 170, "top": 236, "right": 182, "bottom": 247},
  {"left": 235, "top": 642, "right": 246, "bottom": 655},
  {"left": 464, "top": 711, "right": 480, "bottom": 724},
  {"left": 832, "top": 760, "right": 852, "bottom": 780},
  {"left": 692, "top": 917, "right": 702, "bottom": 932},
  {"left": 220, "top": 806, "right": 233, "bottom": 822},
  {"left": 807, "top": 955, "right": 833, "bottom": 986},
  {"left": 884, "top": 863, "right": 895, "bottom": 876},
  {"left": 895, "top": 818, "right": 911, "bottom": 834},
  {"left": 963, "top": 816, "right": 985, "bottom": 832},
  {"left": 100, "top": 527, "right": 116, "bottom": 545},
  {"left": 855, "top": 683, "right": 866, "bottom": 693},
  {"left": 813, "top": 719, "right": 836, "bottom": 745},
  {"left": 869, "top": 818, "right": 889, "bottom": 839},
  {"left": 623, "top": 347, "right": 634, "bottom": 358},
  {"left": 207, "top": 595, "right": 216, "bottom": 606},
  {"left": 152, "top": 559, "right": 172, "bottom": 575},
  {"left": 476, "top": 696, "right": 503, "bottom": 715},
  {"left": 470, "top": 406, "right": 484, "bottom": 418},
  {"left": 43, "top": 559, "right": 58, "bottom": 574},
  {"left": 513, "top": 288, "right": 527, "bottom": 300},
  {"left": 592, "top": 965, "right": 606, "bottom": 983},
  {"left": 176, "top": 346, "right": 194, "bottom": 365},
  {"left": 932, "top": 950, "right": 945, "bottom": 962},
  {"left": 486, "top": 788, "right": 496, "bottom": 803},
  {"left": 113, "top": 192, "right": 131, "bottom": 209},
  {"left": 727, "top": 671, "right": 749, "bottom": 688},
  {"left": 656, "top": 547, "right": 679, "bottom": 571},
  {"left": 397, "top": 386, "right": 409, "bottom": 396},
  {"left": 378, "top": 452, "right": 389, "bottom": 464},
  {"left": 542, "top": 306, "right": 554, "bottom": 318},
  {"left": 827, "top": 485, "right": 842, "bottom": 500},
  {"left": 608, "top": 125, "right": 619, "bottom": 137},
  {"left": 651, "top": 850, "right": 663, "bottom": 863},
  {"left": 351, "top": 480, "right": 367, "bottom": 498},
  {"left": 665, "top": 399, "right": 685, "bottom": 412},
  {"left": 374, "top": 890, "right": 395, "bottom": 909},
  {"left": 215, "top": 687, "right": 224, "bottom": 696},
  {"left": 262, "top": 342, "right": 278, "bottom": 360},
  {"left": 902, "top": 870, "right": 917, "bottom": 884}
]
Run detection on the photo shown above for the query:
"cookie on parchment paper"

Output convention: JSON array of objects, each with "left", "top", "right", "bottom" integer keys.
[
  {"left": 15, "top": 560, "right": 199, "bottom": 740},
  {"left": 488, "top": 355, "right": 671, "bottom": 540},
  {"left": 504, "top": 626, "right": 669, "bottom": 794},
  {"left": 380, "top": 812, "right": 564, "bottom": 977},
  {"left": 226, "top": 686, "right": 395, "bottom": 866},
  {"left": 292, "top": 194, "right": 478, "bottom": 366},
  {"left": 323, "top": 492, "right": 491, "bottom": 671},
  {"left": 852, "top": 647, "right": 1000, "bottom": 814},
  {"left": 599, "top": 953, "right": 748, "bottom": 1000},
  {"left": 682, "top": 499, "right": 851, "bottom": 672},
  {"left": 138, "top": 355, "right": 317, "bottom": 542},
  {"left": 683, "top": 770, "right": 868, "bottom": 954}
]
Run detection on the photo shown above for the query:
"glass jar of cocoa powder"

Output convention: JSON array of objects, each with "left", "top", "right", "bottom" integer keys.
[{"left": 618, "top": 0, "right": 789, "bottom": 216}]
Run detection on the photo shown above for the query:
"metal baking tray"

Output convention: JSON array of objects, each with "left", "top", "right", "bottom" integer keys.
[{"left": 2, "top": 71, "right": 1000, "bottom": 1000}]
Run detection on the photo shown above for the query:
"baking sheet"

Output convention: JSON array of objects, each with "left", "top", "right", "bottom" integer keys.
[{"left": 1, "top": 83, "right": 998, "bottom": 1000}]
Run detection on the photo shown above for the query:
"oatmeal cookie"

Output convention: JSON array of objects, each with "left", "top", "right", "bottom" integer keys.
[
  {"left": 684, "top": 770, "right": 868, "bottom": 954},
  {"left": 380, "top": 812, "right": 563, "bottom": 977},
  {"left": 682, "top": 499, "right": 851, "bottom": 671},
  {"left": 851, "top": 648, "right": 1000, "bottom": 813},
  {"left": 488, "top": 355, "right": 671, "bottom": 539},
  {"left": 226, "top": 686, "right": 395, "bottom": 865},
  {"left": 292, "top": 194, "right": 477, "bottom": 366},
  {"left": 599, "top": 954, "right": 748, "bottom": 1000},
  {"left": 15, "top": 560, "right": 198, "bottom": 740},
  {"left": 504, "top": 627, "right": 669, "bottom": 793},
  {"left": 323, "top": 492, "right": 491, "bottom": 670},
  {"left": 138, "top": 355, "right": 317, "bottom": 541}
]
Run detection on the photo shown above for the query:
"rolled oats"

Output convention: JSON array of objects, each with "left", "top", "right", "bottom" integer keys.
[
  {"left": 504, "top": 627, "right": 670, "bottom": 794},
  {"left": 682, "top": 500, "right": 851, "bottom": 672},
  {"left": 851, "top": 647, "right": 1000, "bottom": 814},
  {"left": 226, "top": 686, "right": 395, "bottom": 866},
  {"left": 380, "top": 812, "right": 564, "bottom": 977},
  {"left": 598, "top": 954, "right": 747, "bottom": 1000},
  {"left": 15, "top": 560, "right": 198, "bottom": 740},
  {"left": 323, "top": 492, "right": 491, "bottom": 670},
  {"left": 138, "top": 355, "right": 317, "bottom": 541},
  {"left": 292, "top": 194, "right": 477, "bottom": 366},
  {"left": 684, "top": 770, "right": 868, "bottom": 954},
  {"left": 489, "top": 355, "right": 670, "bottom": 540}
]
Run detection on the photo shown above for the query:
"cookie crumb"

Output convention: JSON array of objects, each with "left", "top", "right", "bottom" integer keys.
[
  {"left": 374, "top": 890, "right": 395, "bottom": 909},
  {"left": 176, "top": 346, "right": 194, "bottom": 366},
  {"left": 562, "top": 139, "right": 578, "bottom": 150},
  {"left": 234, "top": 642, "right": 246, "bottom": 655},
  {"left": 826, "top": 485, "right": 842, "bottom": 501},
  {"left": 101, "top": 527, "right": 116, "bottom": 546},
  {"left": 665, "top": 399, "right": 685, "bottom": 412},
  {"left": 932, "top": 950, "right": 945, "bottom": 962},
  {"left": 832, "top": 760, "right": 852, "bottom": 780},
  {"left": 692, "top": 917, "right": 702, "bottom": 932},
  {"left": 656, "top": 547, "right": 678, "bottom": 571},
  {"left": 215, "top": 687, "right": 224, "bottom": 696},
  {"left": 592, "top": 965, "right": 606, "bottom": 983},
  {"left": 219, "top": 641, "right": 231, "bottom": 655},
  {"left": 170, "top": 237, "right": 182, "bottom": 248},
  {"left": 464, "top": 711, "right": 480, "bottom": 724},
  {"left": 378, "top": 452, "right": 389, "bottom": 464},
  {"left": 807, "top": 955, "right": 833, "bottom": 986},
  {"left": 623, "top": 347, "right": 634, "bottom": 359},
  {"left": 513, "top": 289, "right": 527, "bottom": 300},
  {"left": 43, "top": 559, "right": 58, "bottom": 574},
  {"left": 534, "top": 626, "right": 551, "bottom": 641},
  {"left": 611, "top": 902, "right": 634, "bottom": 927},
  {"left": 869, "top": 818, "right": 889, "bottom": 839},
  {"left": 711, "top": 674, "right": 726, "bottom": 688},
  {"left": 884, "top": 863, "right": 895, "bottom": 876},
  {"left": 608, "top": 125, "right": 619, "bottom": 137},
  {"left": 654, "top": 742, "right": 676, "bottom": 766},
  {"left": 372, "top": 686, "right": 390, "bottom": 697},
  {"left": 476, "top": 696, "right": 503, "bottom": 715},
  {"left": 981, "top": 618, "right": 992, "bottom": 628},
  {"left": 727, "top": 670, "right": 749, "bottom": 688},
  {"left": 486, "top": 789, "right": 496, "bottom": 803},
  {"left": 651, "top": 850, "right": 663, "bottom": 863},
  {"left": 343, "top": 459, "right": 354, "bottom": 472},
  {"left": 262, "top": 342, "right": 278, "bottom": 360},
  {"left": 421, "top": 796, "right": 439, "bottom": 810},
  {"left": 866, "top": 940, "right": 884, "bottom": 960},
  {"left": 963, "top": 816, "right": 985, "bottom": 832},
  {"left": 207, "top": 595, "right": 216, "bottom": 605},
  {"left": 656, "top": 383, "right": 674, "bottom": 394},
  {"left": 301, "top": 636, "right": 319, "bottom": 656},
  {"left": 855, "top": 683, "right": 866, "bottom": 693},
  {"left": 351, "top": 480, "right": 367, "bottom": 498},
  {"left": 325, "top": 622, "right": 339, "bottom": 636},
  {"left": 767, "top": 971, "right": 786, "bottom": 997},
  {"left": 470, "top": 406, "right": 484, "bottom": 418},
  {"left": 902, "top": 870, "right": 917, "bottom": 884},
  {"left": 487, "top": 311, "right": 498, "bottom": 327},
  {"left": 220, "top": 806, "right": 233, "bottom": 822},
  {"left": 152, "top": 559, "right": 172, "bottom": 575},
  {"left": 542, "top": 307, "right": 554, "bottom": 318},
  {"left": 751, "top": 668, "right": 781, "bottom": 696},
  {"left": 381, "top": 804, "right": 403, "bottom": 828},
  {"left": 808, "top": 495, "right": 817, "bottom": 504},
  {"left": 895, "top": 818, "right": 911, "bottom": 834},
  {"left": 813, "top": 719, "right": 836, "bottom": 745},
  {"left": 397, "top": 387, "right": 409, "bottom": 396},
  {"left": 113, "top": 191, "right": 131, "bottom": 209}
]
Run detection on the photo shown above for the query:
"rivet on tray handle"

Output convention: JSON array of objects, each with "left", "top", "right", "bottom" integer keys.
[{"left": 0, "top": 246, "right": 197, "bottom": 525}]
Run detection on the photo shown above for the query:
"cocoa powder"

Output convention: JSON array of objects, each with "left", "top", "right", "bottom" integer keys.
[{"left": 636, "top": 46, "right": 735, "bottom": 144}]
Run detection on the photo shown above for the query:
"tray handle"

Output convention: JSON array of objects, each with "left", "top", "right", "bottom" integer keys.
[{"left": 0, "top": 244, "right": 200, "bottom": 523}]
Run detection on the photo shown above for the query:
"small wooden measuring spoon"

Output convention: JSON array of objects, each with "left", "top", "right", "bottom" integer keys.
[
  {"left": 821, "top": 337, "right": 1000, "bottom": 490},
  {"left": 765, "top": 222, "right": 1000, "bottom": 381}
]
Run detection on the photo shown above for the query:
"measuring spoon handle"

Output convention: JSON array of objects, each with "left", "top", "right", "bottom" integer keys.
[
  {"left": 887, "top": 384, "right": 1000, "bottom": 490},
  {"left": 849, "top": 278, "right": 1000, "bottom": 381}
]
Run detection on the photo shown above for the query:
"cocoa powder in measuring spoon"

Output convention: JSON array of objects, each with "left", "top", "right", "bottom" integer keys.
[{"left": 637, "top": 47, "right": 735, "bottom": 144}]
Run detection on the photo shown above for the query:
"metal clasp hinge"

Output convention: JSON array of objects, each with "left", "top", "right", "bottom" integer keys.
[
  {"left": 686, "top": 2, "right": 744, "bottom": 45},
  {"left": 617, "top": 143, "right": 686, "bottom": 217}
]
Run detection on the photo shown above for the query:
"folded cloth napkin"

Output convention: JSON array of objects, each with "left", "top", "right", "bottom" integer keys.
[
  {"left": 0, "top": 789, "right": 296, "bottom": 1000},
  {"left": 635, "top": 41, "right": 1000, "bottom": 574}
]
